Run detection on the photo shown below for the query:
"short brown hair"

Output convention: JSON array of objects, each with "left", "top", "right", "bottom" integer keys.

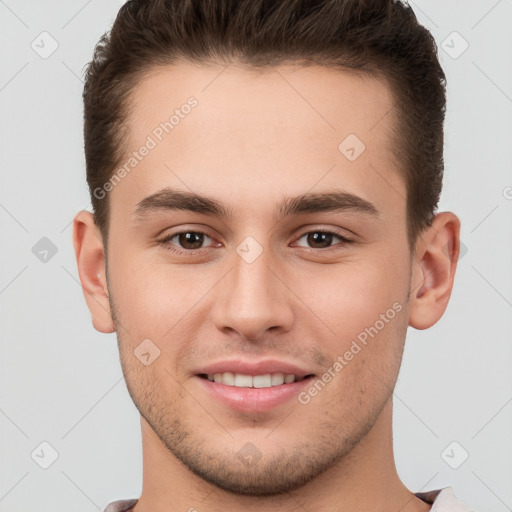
[{"left": 83, "top": 0, "right": 446, "bottom": 250}]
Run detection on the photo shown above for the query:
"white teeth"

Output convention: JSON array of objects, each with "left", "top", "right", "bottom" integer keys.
[
  {"left": 234, "top": 374, "right": 253, "bottom": 387},
  {"left": 284, "top": 374, "right": 295, "bottom": 384},
  {"left": 222, "top": 372, "right": 235, "bottom": 386},
  {"left": 271, "top": 373, "right": 285, "bottom": 386},
  {"left": 208, "top": 372, "right": 300, "bottom": 387},
  {"left": 253, "top": 374, "right": 272, "bottom": 388}
]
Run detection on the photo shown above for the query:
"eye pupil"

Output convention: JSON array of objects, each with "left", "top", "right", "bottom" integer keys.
[
  {"left": 308, "top": 231, "right": 333, "bottom": 248},
  {"left": 179, "top": 232, "right": 204, "bottom": 249}
]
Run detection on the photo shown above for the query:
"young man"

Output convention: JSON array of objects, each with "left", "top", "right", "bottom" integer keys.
[{"left": 73, "top": 0, "right": 473, "bottom": 510}]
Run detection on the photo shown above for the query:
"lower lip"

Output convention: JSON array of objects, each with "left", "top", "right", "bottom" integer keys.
[{"left": 196, "top": 376, "right": 314, "bottom": 413}]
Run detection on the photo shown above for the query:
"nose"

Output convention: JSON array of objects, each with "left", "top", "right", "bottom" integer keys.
[{"left": 211, "top": 243, "right": 294, "bottom": 341}]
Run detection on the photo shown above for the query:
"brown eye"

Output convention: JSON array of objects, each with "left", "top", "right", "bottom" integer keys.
[
  {"left": 159, "top": 231, "right": 215, "bottom": 252},
  {"left": 175, "top": 232, "right": 207, "bottom": 250},
  {"left": 306, "top": 231, "right": 334, "bottom": 249},
  {"left": 294, "top": 230, "right": 352, "bottom": 250}
]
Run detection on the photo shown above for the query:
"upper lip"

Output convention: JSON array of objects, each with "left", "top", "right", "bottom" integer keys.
[{"left": 194, "top": 359, "right": 315, "bottom": 378}]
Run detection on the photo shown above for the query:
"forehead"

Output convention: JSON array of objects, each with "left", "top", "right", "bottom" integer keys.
[
  {"left": 113, "top": 61, "right": 405, "bottom": 225},
  {"left": 128, "top": 61, "right": 396, "bottom": 146}
]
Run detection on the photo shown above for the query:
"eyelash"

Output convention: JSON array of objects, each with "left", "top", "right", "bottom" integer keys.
[{"left": 157, "top": 228, "right": 354, "bottom": 256}]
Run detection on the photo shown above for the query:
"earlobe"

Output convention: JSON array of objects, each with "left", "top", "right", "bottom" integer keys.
[
  {"left": 72, "top": 210, "right": 115, "bottom": 333},
  {"left": 408, "top": 212, "right": 461, "bottom": 330}
]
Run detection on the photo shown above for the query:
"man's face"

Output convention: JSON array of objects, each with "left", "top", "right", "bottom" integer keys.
[{"left": 106, "top": 62, "right": 412, "bottom": 495}]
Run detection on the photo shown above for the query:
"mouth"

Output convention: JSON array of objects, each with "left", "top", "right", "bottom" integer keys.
[
  {"left": 195, "top": 372, "right": 316, "bottom": 413},
  {"left": 197, "top": 372, "right": 315, "bottom": 388}
]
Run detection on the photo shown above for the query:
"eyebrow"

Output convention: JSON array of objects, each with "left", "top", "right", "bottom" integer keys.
[{"left": 132, "top": 187, "right": 380, "bottom": 223}]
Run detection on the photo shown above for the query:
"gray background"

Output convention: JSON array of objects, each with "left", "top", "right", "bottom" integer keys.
[{"left": 0, "top": 1, "right": 511, "bottom": 511}]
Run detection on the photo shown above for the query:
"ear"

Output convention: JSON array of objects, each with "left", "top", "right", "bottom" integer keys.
[
  {"left": 72, "top": 210, "right": 114, "bottom": 333},
  {"left": 409, "top": 211, "right": 461, "bottom": 330}
]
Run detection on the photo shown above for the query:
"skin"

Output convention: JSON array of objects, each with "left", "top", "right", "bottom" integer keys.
[{"left": 73, "top": 61, "right": 460, "bottom": 512}]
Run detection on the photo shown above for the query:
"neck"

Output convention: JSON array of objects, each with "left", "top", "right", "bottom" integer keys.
[{"left": 132, "top": 398, "right": 430, "bottom": 512}]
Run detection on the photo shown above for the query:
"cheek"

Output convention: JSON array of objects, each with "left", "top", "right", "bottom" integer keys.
[
  {"left": 108, "top": 257, "right": 217, "bottom": 345},
  {"left": 300, "top": 272, "right": 407, "bottom": 418},
  {"left": 299, "top": 256, "right": 408, "bottom": 342},
  {"left": 293, "top": 253, "right": 409, "bottom": 405}
]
